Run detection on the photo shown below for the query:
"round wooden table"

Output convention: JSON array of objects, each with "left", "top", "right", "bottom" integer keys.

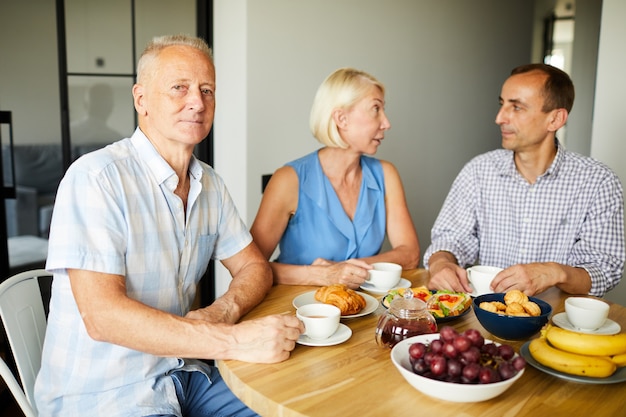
[{"left": 217, "top": 269, "right": 626, "bottom": 417}]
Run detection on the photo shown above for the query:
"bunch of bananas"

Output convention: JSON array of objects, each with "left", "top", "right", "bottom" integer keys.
[{"left": 528, "top": 324, "right": 626, "bottom": 378}]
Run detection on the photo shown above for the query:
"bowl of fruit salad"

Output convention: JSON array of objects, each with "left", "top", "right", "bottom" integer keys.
[{"left": 390, "top": 326, "right": 526, "bottom": 402}]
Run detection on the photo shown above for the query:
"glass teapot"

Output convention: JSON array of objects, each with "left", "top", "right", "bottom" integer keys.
[{"left": 375, "top": 289, "right": 437, "bottom": 348}]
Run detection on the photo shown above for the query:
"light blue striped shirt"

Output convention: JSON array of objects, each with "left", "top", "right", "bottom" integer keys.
[
  {"left": 34, "top": 129, "right": 252, "bottom": 416},
  {"left": 424, "top": 141, "right": 624, "bottom": 297}
]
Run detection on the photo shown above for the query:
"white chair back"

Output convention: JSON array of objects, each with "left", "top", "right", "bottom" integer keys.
[{"left": 0, "top": 269, "right": 51, "bottom": 417}]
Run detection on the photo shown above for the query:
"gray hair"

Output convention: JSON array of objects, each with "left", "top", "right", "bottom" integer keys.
[{"left": 136, "top": 34, "right": 213, "bottom": 84}]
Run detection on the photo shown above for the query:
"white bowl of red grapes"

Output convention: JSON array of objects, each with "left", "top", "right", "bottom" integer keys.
[{"left": 390, "top": 326, "right": 526, "bottom": 402}]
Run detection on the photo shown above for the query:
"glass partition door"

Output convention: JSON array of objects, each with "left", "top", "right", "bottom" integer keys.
[{"left": 63, "top": 0, "right": 196, "bottom": 164}]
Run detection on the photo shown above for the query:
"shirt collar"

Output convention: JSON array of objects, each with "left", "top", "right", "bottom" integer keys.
[
  {"left": 497, "top": 138, "right": 564, "bottom": 180},
  {"left": 130, "top": 128, "right": 202, "bottom": 185},
  {"left": 545, "top": 138, "right": 565, "bottom": 177}
]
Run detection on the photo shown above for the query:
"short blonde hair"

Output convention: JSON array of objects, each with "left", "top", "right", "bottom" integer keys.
[
  {"left": 309, "top": 68, "right": 385, "bottom": 148},
  {"left": 136, "top": 34, "right": 213, "bottom": 84}
]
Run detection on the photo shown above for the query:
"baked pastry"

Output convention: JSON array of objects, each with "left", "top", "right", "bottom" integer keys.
[
  {"left": 314, "top": 284, "right": 366, "bottom": 315},
  {"left": 492, "top": 301, "right": 507, "bottom": 312},
  {"left": 479, "top": 301, "right": 498, "bottom": 313},
  {"left": 479, "top": 290, "right": 539, "bottom": 317},
  {"left": 504, "top": 289, "right": 528, "bottom": 306},
  {"left": 522, "top": 301, "right": 541, "bottom": 317},
  {"left": 505, "top": 302, "right": 526, "bottom": 316}
]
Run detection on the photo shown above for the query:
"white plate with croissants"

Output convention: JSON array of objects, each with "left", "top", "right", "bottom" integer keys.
[{"left": 293, "top": 284, "right": 379, "bottom": 318}]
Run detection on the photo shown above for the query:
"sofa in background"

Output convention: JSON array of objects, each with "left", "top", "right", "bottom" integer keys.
[
  {"left": 4, "top": 144, "right": 62, "bottom": 238},
  {"left": 3, "top": 143, "right": 103, "bottom": 238}
]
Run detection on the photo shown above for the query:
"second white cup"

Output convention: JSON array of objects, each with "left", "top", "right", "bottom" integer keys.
[
  {"left": 367, "top": 262, "right": 402, "bottom": 290},
  {"left": 565, "top": 297, "right": 609, "bottom": 331},
  {"left": 466, "top": 265, "right": 503, "bottom": 295},
  {"left": 296, "top": 303, "right": 341, "bottom": 340}
]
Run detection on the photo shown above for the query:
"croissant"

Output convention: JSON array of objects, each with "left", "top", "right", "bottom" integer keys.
[{"left": 314, "top": 284, "right": 366, "bottom": 315}]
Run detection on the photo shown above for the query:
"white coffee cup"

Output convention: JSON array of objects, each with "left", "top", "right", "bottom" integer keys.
[
  {"left": 565, "top": 297, "right": 609, "bottom": 331},
  {"left": 296, "top": 303, "right": 341, "bottom": 340},
  {"left": 366, "top": 262, "right": 402, "bottom": 290},
  {"left": 466, "top": 265, "right": 503, "bottom": 295}
]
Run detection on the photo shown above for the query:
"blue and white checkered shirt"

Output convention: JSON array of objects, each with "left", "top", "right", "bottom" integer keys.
[
  {"left": 34, "top": 129, "right": 252, "bottom": 417},
  {"left": 424, "top": 141, "right": 624, "bottom": 297}
]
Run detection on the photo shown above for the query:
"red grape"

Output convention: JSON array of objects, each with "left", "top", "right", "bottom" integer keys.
[
  {"left": 479, "top": 367, "right": 497, "bottom": 384},
  {"left": 481, "top": 342, "right": 498, "bottom": 357},
  {"left": 512, "top": 355, "right": 527, "bottom": 371},
  {"left": 459, "top": 346, "right": 481, "bottom": 364},
  {"left": 442, "top": 342, "right": 458, "bottom": 359},
  {"left": 497, "top": 344, "right": 515, "bottom": 360},
  {"left": 430, "top": 339, "right": 444, "bottom": 354},
  {"left": 423, "top": 350, "right": 436, "bottom": 366},
  {"left": 439, "top": 326, "right": 458, "bottom": 342},
  {"left": 453, "top": 335, "right": 472, "bottom": 352},
  {"left": 412, "top": 358, "right": 428, "bottom": 375},
  {"left": 409, "top": 342, "right": 427, "bottom": 359},
  {"left": 498, "top": 362, "right": 516, "bottom": 380},
  {"left": 463, "top": 328, "right": 485, "bottom": 347},
  {"left": 447, "top": 358, "right": 463, "bottom": 377},
  {"left": 430, "top": 355, "right": 447, "bottom": 376},
  {"left": 462, "top": 362, "right": 480, "bottom": 381}
]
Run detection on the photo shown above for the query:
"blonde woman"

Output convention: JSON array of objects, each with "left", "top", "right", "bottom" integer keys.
[{"left": 251, "top": 67, "right": 419, "bottom": 288}]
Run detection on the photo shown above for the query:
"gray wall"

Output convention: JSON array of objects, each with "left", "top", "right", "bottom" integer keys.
[
  {"left": 566, "top": 0, "right": 602, "bottom": 155},
  {"left": 590, "top": 0, "right": 626, "bottom": 304},
  {"left": 0, "top": 0, "right": 61, "bottom": 144}
]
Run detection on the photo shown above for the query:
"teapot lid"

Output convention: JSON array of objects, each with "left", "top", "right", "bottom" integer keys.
[{"left": 389, "top": 288, "right": 428, "bottom": 312}]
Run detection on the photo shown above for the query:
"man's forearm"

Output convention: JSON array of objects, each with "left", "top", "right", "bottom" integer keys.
[{"left": 427, "top": 251, "right": 459, "bottom": 274}]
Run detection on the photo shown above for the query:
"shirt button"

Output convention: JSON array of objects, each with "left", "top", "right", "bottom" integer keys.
[
  {"left": 523, "top": 217, "right": 531, "bottom": 223},
  {"left": 520, "top": 248, "right": 527, "bottom": 254}
]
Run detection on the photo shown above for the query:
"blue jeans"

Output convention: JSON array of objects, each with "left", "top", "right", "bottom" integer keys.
[{"left": 146, "top": 366, "right": 260, "bottom": 417}]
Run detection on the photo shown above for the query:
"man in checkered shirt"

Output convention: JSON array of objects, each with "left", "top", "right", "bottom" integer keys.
[{"left": 424, "top": 63, "right": 624, "bottom": 298}]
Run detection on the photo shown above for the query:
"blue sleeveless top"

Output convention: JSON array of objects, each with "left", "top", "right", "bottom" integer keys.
[{"left": 277, "top": 150, "right": 386, "bottom": 265}]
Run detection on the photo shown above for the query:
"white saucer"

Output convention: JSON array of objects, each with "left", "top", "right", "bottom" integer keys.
[
  {"left": 296, "top": 323, "right": 352, "bottom": 346},
  {"left": 292, "top": 291, "right": 379, "bottom": 319},
  {"left": 470, "top": 285, "right": 493, "bottom": 297},
  {"left": 552, "top": 312, "right": 621, "bottom": 335},
  {"left": 360, "top": 278, "right": 411, "bottom": 295}
]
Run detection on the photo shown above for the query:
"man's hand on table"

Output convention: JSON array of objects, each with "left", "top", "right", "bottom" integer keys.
[
  {"left": 427, "top": 252, "right": 473, "bottom": 293},
  {"left": 227, "top": 314, "right": 304, "bottom": 363}
]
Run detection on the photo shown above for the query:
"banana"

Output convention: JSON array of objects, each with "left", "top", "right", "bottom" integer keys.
[
  {"left": 543, "top": 324, "right": 626, "bottom": 357},
  {"left": 611, "top": 353, "right": 626, "bottom": 367},
  {"left": 529, "top": 336, "right": 616, "bottom": 377}
]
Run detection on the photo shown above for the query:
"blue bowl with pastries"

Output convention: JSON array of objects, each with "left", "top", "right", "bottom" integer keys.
[{"left": 473, "top": 292, "right": 552, "bottom": 340}]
